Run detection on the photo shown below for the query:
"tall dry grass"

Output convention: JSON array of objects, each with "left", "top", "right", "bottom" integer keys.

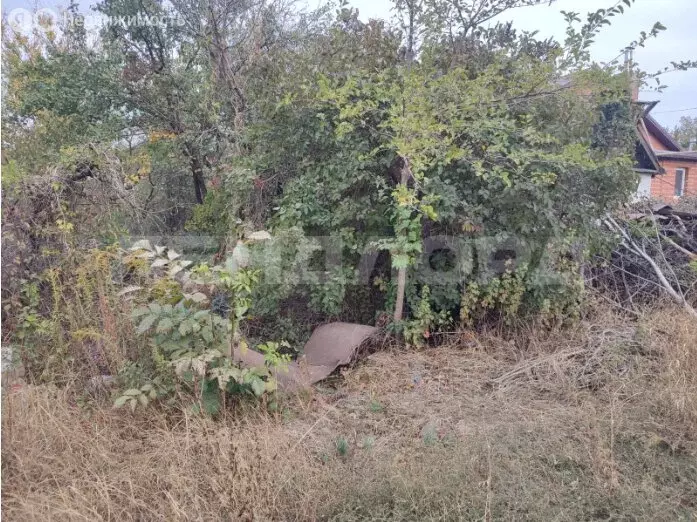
[
  {"left": 647, "top": 306, "right": 697, "bottom": 431},
  {"left": 3, "top": 302, "right": 697, "bottom": 521},
  {"left": 11, "top": 247, "right": 146, "bottom": 388}
]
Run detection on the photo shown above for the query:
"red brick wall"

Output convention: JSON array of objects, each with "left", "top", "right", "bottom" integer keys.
[{"left": 650, "top": 160, "right": 697, "bottom": 201}]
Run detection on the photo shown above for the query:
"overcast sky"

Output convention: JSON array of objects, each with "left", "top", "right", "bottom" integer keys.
[{"left": 4, "top": 0, "right": 695, "bottom": 129}]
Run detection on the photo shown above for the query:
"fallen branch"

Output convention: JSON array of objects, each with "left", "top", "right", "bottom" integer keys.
[
  {"left": 660, "top": 233, "right": 697, "bottom": 260},
  {"left": 603, "top": 215, "right": 697, "bottom": 319}
]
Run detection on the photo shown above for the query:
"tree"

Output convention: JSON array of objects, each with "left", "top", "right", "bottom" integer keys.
[
  {"left": 3, "top": 0, "right": 290, "bottom": 206},
  {"left": 234, "top": 0, "right": 640, "bottom": 328},
  {"left": 94, "top": 0, "right": 222, "bottom": 204},
  {"left": 2, "top": 5, "right": 124, "bottom": 178},
  {"left": 2, "top": 0, "right": 690, "bottom": 335},
  {"left": 671, "top": 116, "right": 697, "bottom": 150}
]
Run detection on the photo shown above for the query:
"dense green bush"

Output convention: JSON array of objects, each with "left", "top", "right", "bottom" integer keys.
[{"left": 3, "top": 0, "right": 690, "bottom": 372}]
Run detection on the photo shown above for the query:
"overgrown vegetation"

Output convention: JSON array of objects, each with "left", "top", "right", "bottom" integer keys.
[
  {"left": 3, "top": 0, "right": 671, "bottom": 359},
  {"left": 3, "top": 303, "right": 697, "bottom": 520},
  {"left": 2, "top": 0, "right": 697, "bottom": 518}
]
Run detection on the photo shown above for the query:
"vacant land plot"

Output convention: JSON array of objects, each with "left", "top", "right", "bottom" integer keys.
[{"left": 3, "top": 306, "right": 697, "bottom": 521}]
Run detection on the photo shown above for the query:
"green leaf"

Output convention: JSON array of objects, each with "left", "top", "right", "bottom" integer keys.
[
  {"left": 114, "top": 395, "right": 130, "bottom": 408},
  {"left": 201, "top": 327, "right": 213, "bottom": 343},
  {"left": 392, "top": 254, "right": 410, "bottom": 269},
  {"left": 189, "top": 292, "right": 208, "bottom": 304},
  {"left": 179, "top": 320, "right": 192, "bottom": 336},
  {"left": 137, "top": 314, "right": 157, "bottom": 334},
  {"left": 156, "top": 317, "right": 174, "bottom": 333},
  {"left": 130, "top": 240, "right": 153, "bottom": 252},
  {"left": 151, "top": 258, "right": 169, "bottom": 268},
  {"left": 201, "top": 384, "right": 221, "bottom": 415},
  {"left": 124, "top": 388, "right": 142, "bottom": 396},
  {"left": 234, "top": 303, "right": 249, "bottom": 318},
  {"left": 250, "top": 377, "right": 266, "bottom": 397},
  {"left": 193, "top": 310, "right": 210, "bottom": 320},
  {"left": 131, "top": 306, "right": 150, "bottom": 318}
]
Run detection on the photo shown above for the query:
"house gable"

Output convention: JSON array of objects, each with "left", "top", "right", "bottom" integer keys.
[
  {"left": 643, "top": 114, "right": 681, "bottom": 152},
  {"left": 635, "top": 134, "right": 663, "bottom": 173},
  {"left": 633, "top": 100, "right": 697, "bottom": 200},
  {"left": 640, "top": 104, "right": 697, "bottom": 200}
]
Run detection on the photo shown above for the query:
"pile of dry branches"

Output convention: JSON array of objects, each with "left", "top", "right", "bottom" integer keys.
[{"left": 591, "top": 203, "right": 697, "bottom": 317}]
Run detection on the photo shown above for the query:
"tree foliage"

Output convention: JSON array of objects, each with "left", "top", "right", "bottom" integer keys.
[
  {"left": 671, "top": 116, "right": 697, "bottom": 150},
  {"left": 2, "top": 0, "right": 692, "bottom": 363}
]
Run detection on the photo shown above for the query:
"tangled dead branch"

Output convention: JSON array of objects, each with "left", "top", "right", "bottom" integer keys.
[{"left": 591, "top": 203, "right": 697, "bottom": 319}]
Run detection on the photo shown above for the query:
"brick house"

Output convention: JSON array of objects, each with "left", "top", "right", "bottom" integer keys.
[{"left": 635, "top": 101, "right": 697, "bottom": 200}]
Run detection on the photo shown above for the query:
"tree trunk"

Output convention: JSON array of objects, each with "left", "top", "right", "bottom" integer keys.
[
  {"left": 394, "top": 264, "right": 408, "bottom": 322},
  {"left": 393, "top": 161, "right": 412, "bottom": 322},
  {"left": 184, "top": 144, "right": 208, "bottom": 204},
  {"left": 393, "top": 2, "right": 418, "bottom": 324},
  {"left": 191, "top": 156, "right": 207, "bottom": 205}
]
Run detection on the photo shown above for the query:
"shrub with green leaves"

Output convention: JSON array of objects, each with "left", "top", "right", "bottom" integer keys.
[
  {"left": 112, "top": 241, "right": 288, "bottom": 414},
  {"left": 235, "top": 5, "right": 641, "bottom": 332}
]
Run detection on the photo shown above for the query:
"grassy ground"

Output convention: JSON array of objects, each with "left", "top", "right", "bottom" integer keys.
[{"left": 3, "top": 304, "right": 697, "bottom": 521}]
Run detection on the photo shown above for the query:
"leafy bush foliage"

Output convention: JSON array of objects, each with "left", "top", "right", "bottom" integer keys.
[
  {"left": 7, "top": 233, "right": 288, "bottom": 413},
  {"left": 2, "top": 0, "right": 692, "bottom": 403},
  {"left": 112, "top": 241, "right": 289, "bottom": 413}
]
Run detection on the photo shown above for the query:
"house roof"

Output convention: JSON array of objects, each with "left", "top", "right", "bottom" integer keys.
[
  {"left": 640, "top": 102, "right": 697, "bottom": 163},
  {"left": 654, "top": 150, "right": 697, "bottom": 162},
  {"left": 643, "top": 113, "right": 682, "bottom": 152},
  {"left": 635, "top": 132, "right": 664, "bottom": 174},
  {"left": 632, "top": 100, "right": 697, "bottom": 175},
  {"left": 634, "top": 103, "right": 664, "bottom": 175}
]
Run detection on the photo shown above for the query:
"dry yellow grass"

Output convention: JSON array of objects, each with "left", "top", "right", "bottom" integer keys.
[{"left": 3, "top": 303, "right": 697, "bottom": 521}]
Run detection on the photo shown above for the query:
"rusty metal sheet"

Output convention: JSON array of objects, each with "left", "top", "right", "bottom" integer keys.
[
  {"left": 234, "top": 322, "right": 377, "bottom": 390},
  {"left": 302, "top": 323, "right": 377, "bottom": 366}
]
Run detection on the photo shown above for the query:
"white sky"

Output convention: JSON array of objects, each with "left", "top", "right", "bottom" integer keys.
[{"left": 4, "top": 0, "right": 695, "bottom": 128}]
